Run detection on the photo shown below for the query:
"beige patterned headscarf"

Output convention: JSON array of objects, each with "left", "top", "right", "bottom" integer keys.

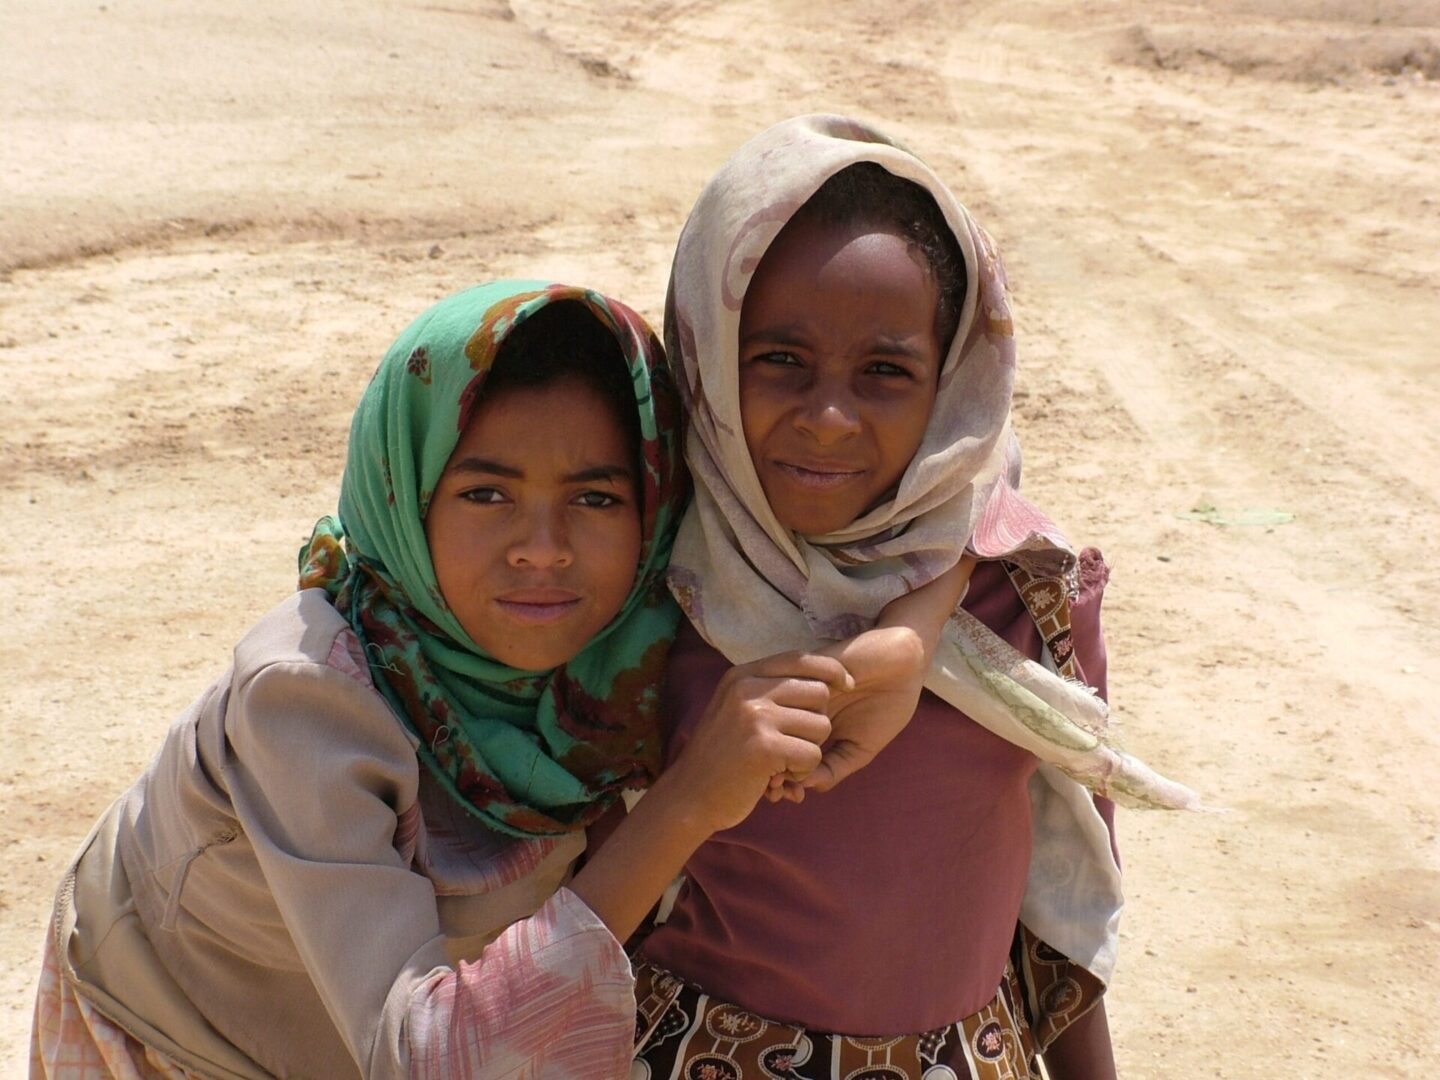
[{"left": 666, "top": 115, "right": 1202, "bottom": 979}]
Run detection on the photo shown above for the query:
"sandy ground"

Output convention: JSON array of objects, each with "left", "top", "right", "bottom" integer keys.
[{"left": 3, "top": 0, "right": 1438, "bottom": 1074}]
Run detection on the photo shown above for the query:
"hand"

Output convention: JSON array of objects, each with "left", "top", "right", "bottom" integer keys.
[
  {"left": 774, "top": 556, "right": 976, "bottom": 797},
  {"left": 788, "top": 626, "right": 928, "bottom": 794},
  {"left": 666, "top": 651, "right": 849, "bottom": 834},
  {"left": 571, "top": 651, "right": 846, "bottom": 944}
]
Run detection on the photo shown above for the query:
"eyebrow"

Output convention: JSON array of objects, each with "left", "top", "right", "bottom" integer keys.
[
  {"left": 446, "top": 457, "right": 633, "bottom": 484},
  {"left": 741, "top": 325, "right": 932, "bottom": 364},
  {"left": 869, "top": 336, "right": 931, "bottom": 363},
  {"left": 740, "top": 324, "right": 806, "bottom": 349}
]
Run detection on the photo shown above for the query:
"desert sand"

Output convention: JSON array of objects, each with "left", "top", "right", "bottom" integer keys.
[{"left": 2, "top": 0, "right": 1438, "bottom": 1075}]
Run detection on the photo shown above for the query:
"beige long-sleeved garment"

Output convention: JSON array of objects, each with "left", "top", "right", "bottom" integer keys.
[{"left": 47, "top": 590, "right": 636, "bottom": 1078}]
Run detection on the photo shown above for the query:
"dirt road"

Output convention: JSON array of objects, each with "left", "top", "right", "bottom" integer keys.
[{"left": 3, "top": 1, "right": 1438, "bottom": 1074}]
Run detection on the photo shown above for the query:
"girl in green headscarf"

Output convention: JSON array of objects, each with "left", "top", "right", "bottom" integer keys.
[{"left": 32, "top": 281, "right": 845, "bottom": 1079}]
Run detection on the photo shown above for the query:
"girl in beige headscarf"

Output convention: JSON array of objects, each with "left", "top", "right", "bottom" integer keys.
[{"left": 632, "top": 116, "right": 1199, "bottom": 1080}]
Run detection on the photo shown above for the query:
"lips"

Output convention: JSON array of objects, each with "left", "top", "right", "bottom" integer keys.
[
  {"left": 770, "top": 458, "right": 866, "bottom": 489},
  {"left": 494, "top": 588, "right": 582, "bottom": 625}
]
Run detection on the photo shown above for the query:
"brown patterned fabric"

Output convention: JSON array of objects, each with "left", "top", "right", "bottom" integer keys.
[
  {"left": 1011, "top": 925, "right": 1107, "bottom": 1055},
  {"left": 632, "top": 925, "right": 1102, "bottom": 1080},
  {"left": 1002, "top": 561, "right": 1081, "bottom": 682}
]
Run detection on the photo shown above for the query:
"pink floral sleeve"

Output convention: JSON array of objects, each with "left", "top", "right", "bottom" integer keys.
[{"left": 405, "top": 887, "right": 636, "bottom": 1079}]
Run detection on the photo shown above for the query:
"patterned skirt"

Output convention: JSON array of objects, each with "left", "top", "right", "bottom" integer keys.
[{"left": 632, "top": 927, "right": 1102, "bottom": 1080}]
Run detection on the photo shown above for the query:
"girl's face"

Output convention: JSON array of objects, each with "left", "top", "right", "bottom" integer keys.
[
  {"left": 426, "top": 377, "right": 642, "bottom": 670},
  {"left": 738, "top": 214, "right": 944, "bottom": 535}
]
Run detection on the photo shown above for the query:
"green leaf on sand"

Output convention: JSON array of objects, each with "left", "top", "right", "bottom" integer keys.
[{"left": 1177, "top": 503, "right": 1295, "bottom": 527}]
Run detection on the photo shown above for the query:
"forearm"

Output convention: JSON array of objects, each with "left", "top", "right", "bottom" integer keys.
[
  {"left": 875, "top": 555, "right": 975, "bottom": 661},
  {"left": 567, "top": 772, "right": 713, "bottom": 943},
  {"left": 1041, "top": 999, "right": 1117, "bottom": 1080}
]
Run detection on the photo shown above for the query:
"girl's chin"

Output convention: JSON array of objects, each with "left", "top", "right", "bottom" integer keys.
[
  {"left": 770, "top": 501, "right": 865, "bottom": 536},
  {"left": 763, "top": 476, "right": 908, "bottom": 537},
  {"left": 472, "top": 627, "right": 588, "bottom": 672},
  {"left": 484, "top": 644, "right": 580, "bottom": 671},
  {"left": 761, "top": 471, "right": 871, "bottom": 535}
]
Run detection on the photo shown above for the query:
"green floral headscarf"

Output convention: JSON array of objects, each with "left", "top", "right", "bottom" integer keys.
[{"left": 298, "top": 281, "right": 686, "bottom": 837}]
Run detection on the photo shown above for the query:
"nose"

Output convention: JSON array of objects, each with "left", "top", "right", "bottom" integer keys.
[
  {"left": 506, "top": 503, "right": 574, "bottom": 570},
  {"left": 793, "top": 375, "right": 862, "bottom": 446}
]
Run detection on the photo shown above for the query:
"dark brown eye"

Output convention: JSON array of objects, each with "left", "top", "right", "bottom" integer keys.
[
  {"left": 460, "top": 487, "right": 507, "bottom": 504},
  {"left": 756, "top": 351, "right": 801, "bottom": 367},
  {"left": 576, "top": 491, "right": 625, "bottom": 508}
]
